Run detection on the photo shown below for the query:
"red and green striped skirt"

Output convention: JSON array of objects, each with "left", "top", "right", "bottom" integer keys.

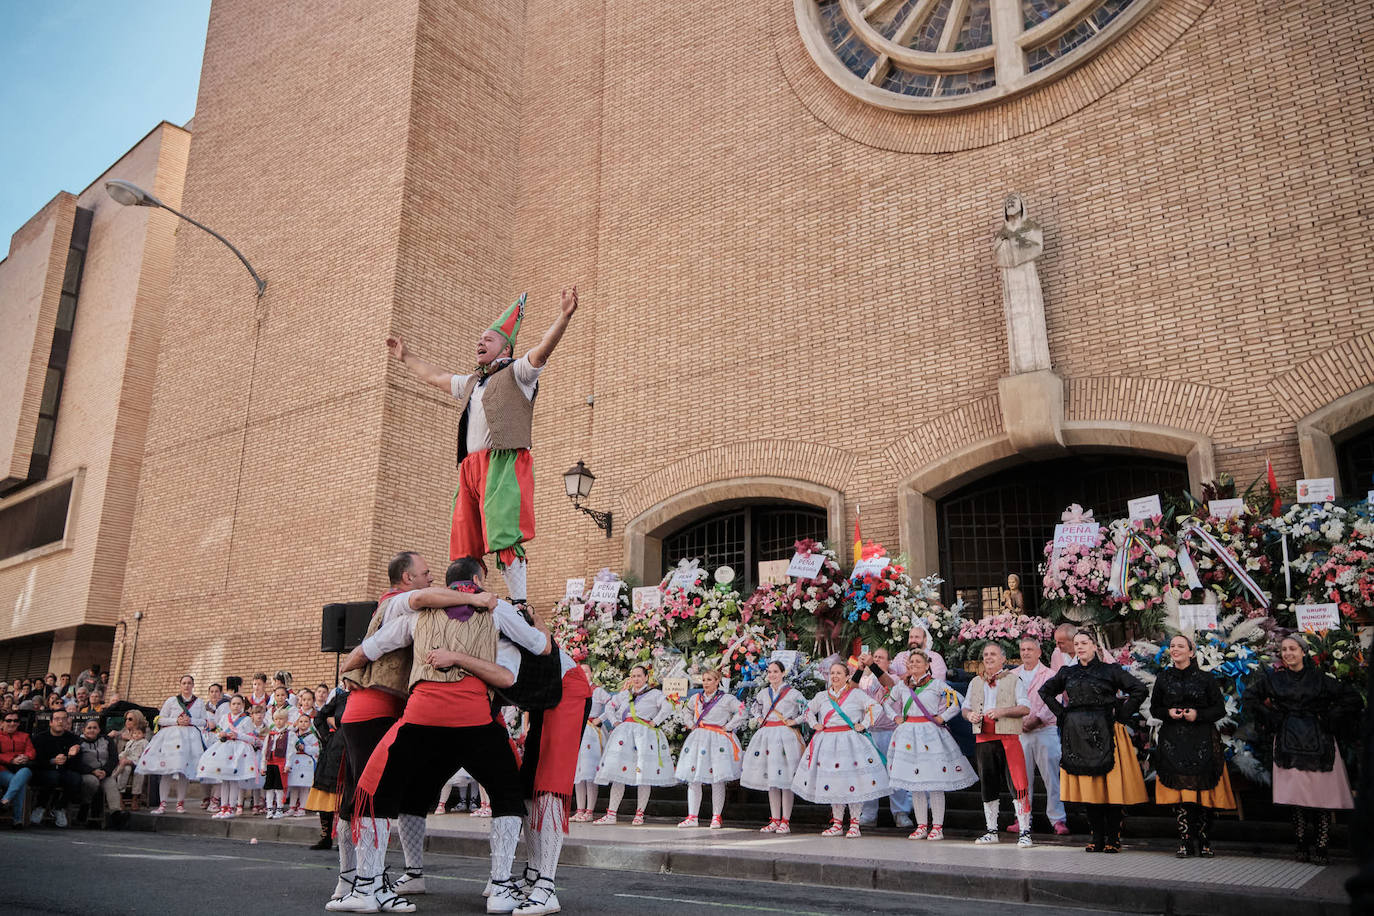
[{"left": 450, "top": 447, "right": 535, "bottom": 567}]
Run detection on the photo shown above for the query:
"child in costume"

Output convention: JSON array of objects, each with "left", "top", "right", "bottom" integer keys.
[
  {"left": 247, "top": 704, "right": 269, "bottom": 813},
  {"left": 261, "top": 707, "right": 292, "bottom": 818},
  {"left": 436, "top": 768, "right": 478, "bottom": 813},
  {"left": 740, "top": 659, "right": 807, "bottom": 833},
  {"left": 883, "top": 649, "right": 976, "bottom": 841},
  {"left": 593, "top": 664, "right": 676, "bottom": 825},
  {"left": 674, "top": 668, "right": 744, "bottom": 829},
  {"left": 113, "top": 722, "right": 148, "bottom": 807},
  {"left": 792, "top": 661, "right": 888, "bottom": 838},
  {"left": 196, "top": 694, "right": 262, "bottom": 818},
  {"left": 286, "top": 714, "right": 320, "bottom": 816},
  {"left": 570, "top": 665, "right": 611, "bottom": 822}
]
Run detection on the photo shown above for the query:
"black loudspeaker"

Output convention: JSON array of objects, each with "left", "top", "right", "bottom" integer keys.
[{"left": 321, "top": 601, "right": 377, "bottom": 653}]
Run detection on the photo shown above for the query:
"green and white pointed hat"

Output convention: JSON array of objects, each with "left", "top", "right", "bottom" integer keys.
[{"left": 490, "top": 292, "right": 527, "bottom": 351}]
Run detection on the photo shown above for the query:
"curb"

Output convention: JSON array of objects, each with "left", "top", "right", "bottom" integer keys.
[{"left": 125, "top": 813, "right": 1351, "bottom": 916}]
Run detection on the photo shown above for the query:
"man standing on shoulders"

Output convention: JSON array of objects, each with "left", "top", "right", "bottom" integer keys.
[
  {"left": 1012, "top": 636, "right": 1068, "bottom": 836},
  {"left": 385, "top": 286, "right": 579, "bottom": 602}
]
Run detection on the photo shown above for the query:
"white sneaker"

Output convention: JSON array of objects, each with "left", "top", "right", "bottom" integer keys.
[
  {"left": 373, "top": 888, "right": 416, "bottom": 913},
  {"left": 391, "top": 872, "right": 425, "bottom": 896},
  {"left": 331, "top": 873, "right": 355, "bottom": 902},
  {"left": 29, "top": 806, "right": 45, "bottom": 826},
  {"left": 1017, "top": 830, "right": 1034, "bottom": 848},
  {"left": 54, "top": 809, "right": 68, "bottom": 828},
  {"left": 487, "top": 879, "right": 526, "bottom": 914},
  {"left": 975, "top": 830, "right": 1000, "bottom": 845},
  {"left": 326, "top": 889, "right": 379, "bottom": 913},
  {"left": 514, "top": 878, "right": 560, "bottom": 915}
]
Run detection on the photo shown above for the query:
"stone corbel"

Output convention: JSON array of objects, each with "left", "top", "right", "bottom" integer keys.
[{"left": 998, "top": 369, "right": 1066, "bottom": 457}]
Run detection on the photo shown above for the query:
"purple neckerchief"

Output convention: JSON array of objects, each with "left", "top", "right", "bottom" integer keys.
[
  {"left": 446, "top": 581, "right": 482, "bottom": 621},
  {"left": 695, "top": 690, "right": 726, "bottom": 726},
  {"left": 905, "top": 677, "right": 948, "bottom": 730}
]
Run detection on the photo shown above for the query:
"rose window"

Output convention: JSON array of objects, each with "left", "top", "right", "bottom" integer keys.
[{"left": 795, "top": 0, "right": 1160, "bottom": 112}]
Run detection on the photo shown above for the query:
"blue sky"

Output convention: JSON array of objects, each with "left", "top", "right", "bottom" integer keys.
[{"left": 0, "top": 1, "right": 211, "bottom": 244}]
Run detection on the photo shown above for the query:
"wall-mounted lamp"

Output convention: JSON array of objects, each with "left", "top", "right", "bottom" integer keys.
[{"left": 563, "top": 460, "right": 612, "bottom": 538}]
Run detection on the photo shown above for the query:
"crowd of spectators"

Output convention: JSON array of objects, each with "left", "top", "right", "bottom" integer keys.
[{"left": 1, "top": 665, "right": 158, "bottom": 829}]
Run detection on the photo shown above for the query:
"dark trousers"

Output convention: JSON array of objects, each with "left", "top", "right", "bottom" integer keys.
[
  {"left": 371, "top": 722, "right": 523, "bottom": 820},
  {"left": 33, "top": 769, "right": 82, "bottom": 810},
  {"left": 337, "top": 717, "right": 397, "bottom": 821}
]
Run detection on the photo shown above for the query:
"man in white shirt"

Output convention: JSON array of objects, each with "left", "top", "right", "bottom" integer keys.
[
  {"left": 385, "top": 287, "right": 579, "bottom": 603},
  {"left": 1012, "top": 637, "right": 1068, "bottom": 836}
]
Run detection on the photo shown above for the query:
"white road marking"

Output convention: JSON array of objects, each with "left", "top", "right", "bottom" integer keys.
[{"left": 614, "top": 893, "right": 827, "bottom": 914}]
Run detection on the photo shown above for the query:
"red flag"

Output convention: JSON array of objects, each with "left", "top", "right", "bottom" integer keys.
[{"left": 1266, "top": 458, "right": 1281, "bottom": 517}]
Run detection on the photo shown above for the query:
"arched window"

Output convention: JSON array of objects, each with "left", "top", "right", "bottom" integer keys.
[
  {"left": 661, "top": 502, "right": 828, "bottom": 592},
  {"left": 936, "top": 455, "right": 1187, "bottom": 615},
  {"left": 1336, "top": 419, "right": 1374, "bottom": 497}
]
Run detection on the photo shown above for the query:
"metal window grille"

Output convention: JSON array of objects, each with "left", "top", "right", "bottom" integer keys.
[{"left": 661, "top": 504, "right": 827, "bottom": 592}]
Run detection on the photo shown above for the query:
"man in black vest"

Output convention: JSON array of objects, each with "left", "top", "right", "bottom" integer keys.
[{"left": 385, "top": 287, "right": 578, "bottom": 601}]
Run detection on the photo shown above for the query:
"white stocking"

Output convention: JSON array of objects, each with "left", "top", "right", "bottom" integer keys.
[
  {"left": 533, "top": 795, "right": 565, "bottom": 882},
  {"left": 782, "top": 789, "right": 794, "bottom": 820},
  {"left": 830, "top": 803, "right": 845, "bottom": 822},
  {"left": 437, "top": 782, "right": 453, "bottom": 807},
  {"left": 636, "top": 784, "right": 651, "bottom": 812},
  {"left": 354, "top": 817, "right": 388, "bottom": 880},
  {"left": 574, "top": 782, "right": 587, "bottom": 811},
  {"left": 686, "top": 783, "right": 702, "bottom": 817},
  {"left": 337, "top": 816, "right": 356, "bottom": 875},
  {"left": 768, "top": 788, "right": 781, "bottom": 820},
  {"left": 983, "top": 799, "right": 1000, "bottom": 832},
  {"left": 607, "top": 783, "right": 625, "bottom": 814},
  {"left": 397, "top": 813, "right": 426, "bottom": 873},
  {"left": 580, "top": 781, "right": 598, "bottom": 811},
  {"left": 848, "top": 802, "right": 861, "bottom": 823},
  {"left": 930, "top": 791, "right": 946, "bottom": 827},
  {"left": 711, "top": 782, "right": 726, "bottom": 818},
  {"left": 1014, "top": 797, "right": 1030, "bottom": 832},
  {"left": 502, "top": 559, "right": 528, "bottom": 601},
  {"left": 490, "top": 815, "right": 521, "bottom": 881},
  {"left": 911, "top": 791, "right": 928, "bottom": 826}
]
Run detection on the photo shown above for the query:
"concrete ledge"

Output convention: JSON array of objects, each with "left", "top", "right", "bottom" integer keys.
[{"left": 123, "top": 813, "right": 1351, "bottom": 916}]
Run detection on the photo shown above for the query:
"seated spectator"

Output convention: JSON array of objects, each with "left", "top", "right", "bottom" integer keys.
[
  {"left": 75, "top": 718, "right": 124, "bottom": 827},
  {"left": 18, "top": 691, "right": 45, "bottom": 712},
  {"left": 1, "top": 711, "right": 37, "bottom": 815},
  {"left": 1, "top": 694, "right": 14, "bottom": 716},
  {"left": 206, "top": 683, "right": 227, "bottom": 713},
  {"left": 56, "top": 674, "right": 73, "bottom": 699},
  {"left": 31, "top": 709, "right": 83, "bottom": 827},
  {"left": 90, "top": 689, "right": 106, "bottom": 713},
  {"left": 72, "top": 687, "right": 94, "bottom": 715}
]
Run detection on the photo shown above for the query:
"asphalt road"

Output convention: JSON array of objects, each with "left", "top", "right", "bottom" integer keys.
[{"left": 0, "top": 828, "right": 1138, "bottom": 915}]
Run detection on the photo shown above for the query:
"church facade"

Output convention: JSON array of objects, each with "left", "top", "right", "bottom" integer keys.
[{"left": 103, "top": 0, "right": 1372, "bottom": 695}]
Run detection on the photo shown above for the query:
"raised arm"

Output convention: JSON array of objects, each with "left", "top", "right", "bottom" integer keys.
[
  {"left": 524, "top": 286, "right": 578, "bottom": 369},
  {"left": 386, "top": 335, "right": 454, "bottom": 391},
  {"left": 411, "top": 588, "right": 498, "bottom": 612}
]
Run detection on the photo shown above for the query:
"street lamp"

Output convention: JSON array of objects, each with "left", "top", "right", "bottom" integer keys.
[
  {"left": 105, "top": 179, "right": 266, "bottom": 298},
  {"left": 563, "top": 460, "right": 612, "bottom": 538}
]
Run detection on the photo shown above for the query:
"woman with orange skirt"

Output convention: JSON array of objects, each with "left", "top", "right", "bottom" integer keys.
[
  {"left": 1039, "top": 629, "right": 1148, "bottom": 853},
  {"left": 1146, "top": 634, "right": 1235, "bottom": 858}
]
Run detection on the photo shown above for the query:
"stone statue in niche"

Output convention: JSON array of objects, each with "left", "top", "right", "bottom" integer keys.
[
  {"left": 993, "top": 193, "right": 1051, "bottom": 375},
  {"left": 1000, "top": 573, "right": 1025, "bottom": 614}
]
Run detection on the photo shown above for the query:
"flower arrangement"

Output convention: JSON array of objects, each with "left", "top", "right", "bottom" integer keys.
[
  {"left": 950, "top": 613, "right": 1055, "bottom": 666},
  {"left": 782, "top": 540, "right": 846, "bottom": 651},
  {"left": 1039, "top": 504, "right": 1112, "bottom": 623},
  {"left": 842, "top": 544, "right": 916, "bottom": 651},
  {"left": 1266, "top": 502, "right": 1374, "bottom": 626},
  {"left": 1103, "top": 516, "right": 1185, "bottom": 633},
  {"left": 919, "top": 597, "right": 968, "bottom": 659},
  {"left": 1177, "top": 510, "right": 1273, "bottom": 619},
  {"left": 874, "top": 574, "right": 943, "bottom": 645}
]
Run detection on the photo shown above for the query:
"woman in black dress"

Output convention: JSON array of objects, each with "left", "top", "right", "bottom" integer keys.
[
  {"left": 1039, "top": 630, "right": 1148, "bottom": 853},
  {"left": 1248, "top": 635, "right": 1360, "bottom": 864},
  {"left": 1146, "top": 634, "right": 1235, "bottom": 858},
  {"left": 306, "top": 688, "right": 348, "bottom": 850}
]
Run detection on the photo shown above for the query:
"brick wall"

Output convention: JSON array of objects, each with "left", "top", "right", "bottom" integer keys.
[{"left": 115, "top": 0, "right": 1373, "bottom": 701}]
